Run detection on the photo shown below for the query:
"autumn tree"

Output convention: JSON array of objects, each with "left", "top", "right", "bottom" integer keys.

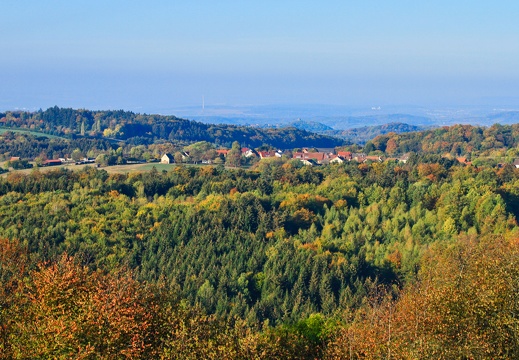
[
  {"left": 226, "top": 141, "right": 242, "bottom": 167},
  {"left": 11, "top": 255, "right": 167, "bottom": 359},
  {"left": 325, "top": 235, "right": 519, "bottom": 359}
]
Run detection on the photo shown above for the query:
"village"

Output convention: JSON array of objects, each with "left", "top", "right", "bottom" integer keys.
[
  {"left": 5, "top": 141, "right": 519, "bottom": 173},
  {"left": 159, "top": 147, "right": 388, "bottom": 166},
  {"left": 3, "top": 144, "right": 386, "bottom": 170}
]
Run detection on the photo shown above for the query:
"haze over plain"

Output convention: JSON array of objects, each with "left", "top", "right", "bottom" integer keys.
[{"left": 1, "top": 1, "right": 518, "bottom": 114}]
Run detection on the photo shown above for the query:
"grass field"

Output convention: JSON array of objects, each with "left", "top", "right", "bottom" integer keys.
[
  {"left": 0, "top": 127, "right": 63, "bottom": 139},
  {"left": 101, "top": 163, "right": 177, "bottom": 173},
  {"left": 0, "top": 162, "right": 183, "bottom": 178},
  {"left": 0, "top": 161, "right": 242, "bottom": 178}
]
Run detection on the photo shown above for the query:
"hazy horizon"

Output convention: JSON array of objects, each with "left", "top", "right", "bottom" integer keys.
[{"left": 1, "top": 1, "right": 518, "bottom": 112}]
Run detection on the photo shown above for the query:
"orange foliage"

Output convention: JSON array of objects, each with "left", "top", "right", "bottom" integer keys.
[
  {"left": 11, "top": 255, "right": 164, "bottom": 359},
  {"left": 325, "top": 236, "right": 519, "bottom": 359},
  {"left": 416, "top": 163, "right": 446, "bottom": 181},
  {"left": 385, "top": 138, "right": 398, "bottom": 155}
]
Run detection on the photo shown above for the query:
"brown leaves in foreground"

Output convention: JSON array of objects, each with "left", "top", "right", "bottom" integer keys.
[
  {"left": 325, "top": 235, "right": 519, "bottom": 359},
  {"left": 7, "top": 254, "right": 165, "bottom": 359}
]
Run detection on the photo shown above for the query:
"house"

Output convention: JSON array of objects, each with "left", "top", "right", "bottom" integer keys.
[
  {"left": 75, "top": 158, "right": 96, "bottom": 165},
  {"left": 337, "top": 151, "right": 352, "bottom": 161},
  {"left": 181, "top": 152, "right": 190, "bottom": 161},
  {"left": 329, "top": 155, "right": 345, "bottom": 164},
  {"left": 241, "top": 148, "right": 258, "bottom": 158},
  {"left": 300, "top": 159, "right": 318, "bottom": 166},
  {"left": 399, "top": 154, "right": 410, "bottom": 164},
  {"left": 216, "top": 149, "right": 230, "bottom": 157},
  {"left": 9, "top": 157, "right": 20, "bottom": 162},
  {"left": 161, "top": 153, "right": 174, "bottom": 164},
  {"left": 42, "top": 159, "right": 62, "bottom": 166},
  {"left": 352, "top": 153, "right": 367, "bottom": 162},
  {"left": 305, "top": 152, "right": 326, "bottom": 162},
  {"left": 258, "top": 151, "right": 277, "bottom": 159},
  {"left": 514, "top": 159, "right": 519, "bottom": 168},
  {"left": 293, "top": 152, "right": 328, "bottom": 164}
]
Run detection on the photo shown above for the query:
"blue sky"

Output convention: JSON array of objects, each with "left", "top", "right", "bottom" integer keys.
[{"left": 1, "top": 1, "right": 518, "bottom": 112}]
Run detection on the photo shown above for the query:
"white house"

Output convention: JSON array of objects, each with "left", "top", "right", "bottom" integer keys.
[
  {"left": 161, "top": 154, "right": 174, "bottom": 164},
  {"left": 329, "top": 155, "right": 345, "bottom": 164}
]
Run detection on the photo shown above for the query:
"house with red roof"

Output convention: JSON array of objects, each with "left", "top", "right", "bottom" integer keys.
[
  {"left": 216, "top": 149, "right": 230, "bottom": 157},
  {"left": 337, "top": 151, "right": 352, "bottom": 160},
  {"left": 293, "top": 152, "right": 328, "bottom": 164},
  {"left": 258, "top": 150, "right": 277, "bottom": 159},
  {"left": 42, "top": 159, "right": 62, "bottom": 166}
]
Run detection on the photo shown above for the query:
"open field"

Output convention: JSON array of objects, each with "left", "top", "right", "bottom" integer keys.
[
  {"left": 0, "top": 127, "right": 63, "bottom": 139},
  {"left": 0, "top": 162, "right": 207, "bottom": 178},
  {"left": 101, "top": 163, "right": 178, "bottom": 173}
]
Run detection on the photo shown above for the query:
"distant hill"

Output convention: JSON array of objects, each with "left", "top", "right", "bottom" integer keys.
[
  {"left": 256, "top": 114, "right": 434, "bottom": 131},
  {"left": 318, "top": 114, "right": 433, "bottom": 130},
  {"left": 486, "top": 111, "right": 519, "bottom": 125},
  {"left": 323, "top": 122, "right": 427, "bottom": 144},
  {"left": 0, "top": 107, "right": 345, "bottom": 149},
  {"left": 285, "top": 119, "right": 334, "bottom": 132}
]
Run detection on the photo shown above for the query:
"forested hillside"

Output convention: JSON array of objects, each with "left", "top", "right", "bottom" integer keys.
[
  {"left": 0, "top": 131, "right": 114, "bottom": 160},
  {"left": 0, "top": 107, "right": 344, "bottom": 149},
  {"left": 325, "top": 122, "right": 425, "bottom": 144},
  {"left": 1, "top": 156, "right": 519, "bottom": 358},
  {"left": 367, "top": 123, "right": 519, "bottom": 157}
]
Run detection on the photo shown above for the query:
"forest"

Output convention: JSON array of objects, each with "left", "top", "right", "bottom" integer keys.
[
  {"left": 0, "top": 107, "right": 344, "bottom": 149},
  {"left": 1, "top": 152, "right": 519, "bottom": 358},
  {"left": 324, "top": 122, "right": 425, "bottom": 144},
  {"left": 365, "top": 123, "right": 519, "bottom": 158}
]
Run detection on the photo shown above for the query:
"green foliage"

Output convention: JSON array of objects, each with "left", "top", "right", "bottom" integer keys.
[
  {"left": 325, "top": 236, "right": 519, "bottom": 359},
  {"left": 5, "top": 159, "right": 32, "bottom": 170},
  {"left": 374, "top": 123, "right": 519, "bottom": 157},
  {"left": 1, "top": 107, "right": 344, "bottom": 149},
  {"left": 0, "top": 155, "right": 519, "bottom": 358}
]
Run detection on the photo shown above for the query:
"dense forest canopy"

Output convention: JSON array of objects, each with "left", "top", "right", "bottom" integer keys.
[
  {"left": 1, "top": 154, "right": 519, "bottom": 358},
  {"left": 366, "top": 123, "right": 519, "bottom": 158},
  {"left": 323, "top": 122, "right": 425, "bottom": 144}
]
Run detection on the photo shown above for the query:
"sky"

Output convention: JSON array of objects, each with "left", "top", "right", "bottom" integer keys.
[{"left": 1, "top": 1, "right": 519, "bottom": 112}]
